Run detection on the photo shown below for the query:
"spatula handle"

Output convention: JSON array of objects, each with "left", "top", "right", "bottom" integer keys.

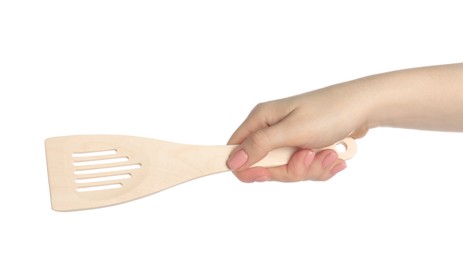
[
  {"left": 252, "top": 137, "right": 356, "bottom": 168},
  {"left": 171, "top": 137, "right": 356, "bottom": 179}
]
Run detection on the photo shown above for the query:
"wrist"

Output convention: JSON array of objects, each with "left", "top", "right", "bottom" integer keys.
[
  {"left": 335, "top": 76, "right": 383, "bottom": 131},
  {"left": 350, "top": 71, "right": 404, "bottom": 130}
]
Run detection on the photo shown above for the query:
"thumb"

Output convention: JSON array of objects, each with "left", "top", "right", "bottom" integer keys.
[{"left": 227, "top": 123, "right": 290, "bottom": 171}]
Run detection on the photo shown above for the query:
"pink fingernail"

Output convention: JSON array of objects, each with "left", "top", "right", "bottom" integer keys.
[
  {"left": 227, "top": 149, "right": 248, "bottom": 170},
  {"left": 322, "top": 152, "right": 338, "bottom": 169},
  {"left": 303, "top": 150, "right": 315, "bottom": 167},
  {"left": 331, "top": 162, "right": 347, "bottom": 175}
]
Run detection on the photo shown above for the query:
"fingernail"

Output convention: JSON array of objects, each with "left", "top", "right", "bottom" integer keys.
[
  {"left": 227, "top": 149, "right": 248, "bottom": 170},
  {"left": 322, "top": 151, "right": 338, "bottom": 169},
  {"left": 331, "top": 162, "right": 347, "bottom": 175},
  {"left": 253, "top": 175, "right": 270, "bottom": 182},
  {"left": 303, "top": 150, "right": 315, "bottom": 167}
]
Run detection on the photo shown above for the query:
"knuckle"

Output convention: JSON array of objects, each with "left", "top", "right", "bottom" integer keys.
[
  {"left": 233, "top": 171, "right": 253, "bottom": 183},
  {"left": 288, "top": 173, "right": 305, "bottom": 182},
  {"left": 285, "top": 168, "right": 306, "bottom": 182},
  {"left": 248, "top": 129, "right": 271, "bottom": 153},
  {"left": 252, "top": 102, "right": 268, "bottom": 114},
  {"left": 315, "top": 169, "right": 335, "bottom": 181},
  {"left": 250, "top": 102, "right": 273, "bottom": 119}
]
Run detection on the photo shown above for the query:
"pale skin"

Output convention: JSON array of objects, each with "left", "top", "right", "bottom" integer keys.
[{"left": 226, "top": 63, "right": 463, "bottom": 183}]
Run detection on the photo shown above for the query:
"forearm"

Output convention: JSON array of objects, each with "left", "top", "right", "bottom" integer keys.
[{"left": 353, "top": 63, "right": 463, "bottom": 132}]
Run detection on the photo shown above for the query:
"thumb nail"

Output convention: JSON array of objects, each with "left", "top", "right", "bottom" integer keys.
[{"left": 227, "top": 149, "right": 248, "bottom": 170}]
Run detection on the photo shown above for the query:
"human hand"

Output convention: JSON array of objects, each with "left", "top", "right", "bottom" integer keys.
[
  {"left": 226, "top": 83, "right": 369, "bottom": 183},
  {"left": 226, "top": 63, "right": 463, "bottom": 182}
]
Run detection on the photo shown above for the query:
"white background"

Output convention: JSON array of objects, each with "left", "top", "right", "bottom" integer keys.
[{"left": 1, "top": 1, "right": 462, "bottom": 259}]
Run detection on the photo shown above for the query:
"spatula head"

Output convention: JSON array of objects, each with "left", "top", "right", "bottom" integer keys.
[{"left": 45, "top": 135, "right": 210, "bottom": 211}]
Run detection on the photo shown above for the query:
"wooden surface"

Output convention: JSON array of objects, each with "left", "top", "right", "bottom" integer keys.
[{"left": 45, "top": 135, "right": 355, "bottom": 211}]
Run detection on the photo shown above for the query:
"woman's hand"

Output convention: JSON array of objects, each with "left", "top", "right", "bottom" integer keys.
[
  {"left": 226, "top": 83, "right": 370, "bottom": 183},
  {"left": 226, "top": 63, "right": 463, "bottom": 183}
]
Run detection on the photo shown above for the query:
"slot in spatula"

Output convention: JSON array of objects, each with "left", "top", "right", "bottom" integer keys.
[{"left": 45, "top": 135, "right": 356, "bottom": 211}]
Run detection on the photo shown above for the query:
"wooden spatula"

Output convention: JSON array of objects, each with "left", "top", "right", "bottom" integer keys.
[{"left": 45, "top": 135, "right": 356, "bottom": 211}]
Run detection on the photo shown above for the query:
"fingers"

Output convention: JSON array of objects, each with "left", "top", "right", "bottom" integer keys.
[
  {"left": 227, "top": 120, "right": 298, "bottom": 171},
  {"left": 227, "top": 96, "right": 361, "bottom": 182},
  {"left": 227, "top": 102, "right": 305, "bottom": 172},
  {"left": 232, "top": 149, "right": 347, "bottom": 183}
]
